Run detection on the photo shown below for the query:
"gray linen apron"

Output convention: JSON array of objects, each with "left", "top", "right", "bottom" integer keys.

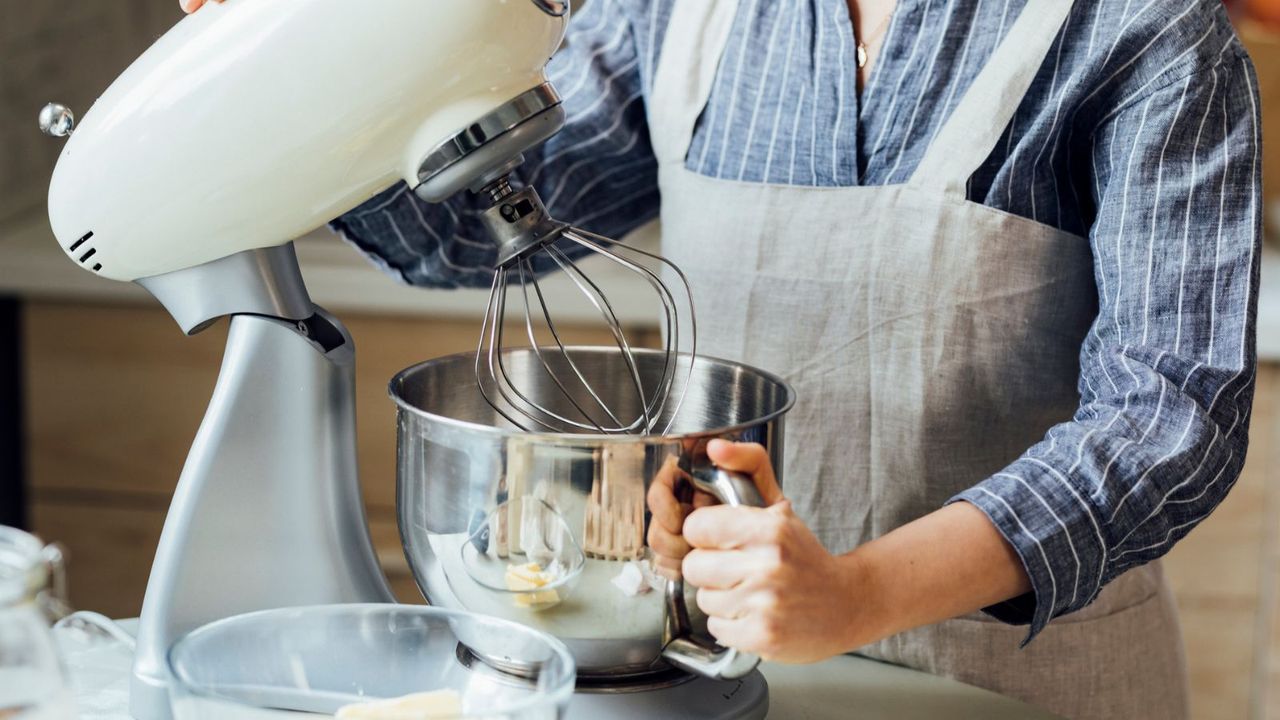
[{"left": 649, "top": 1, "right": 1190, "bottom": 717}]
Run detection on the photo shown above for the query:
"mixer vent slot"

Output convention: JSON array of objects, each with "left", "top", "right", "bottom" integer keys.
[{"left": 69, "top": 231, "right": 103, "bottom": 272}]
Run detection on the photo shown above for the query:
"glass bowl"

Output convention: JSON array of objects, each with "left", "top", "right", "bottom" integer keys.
[{"left": 167, "top": 604, "right": 576, "bottom": 719}]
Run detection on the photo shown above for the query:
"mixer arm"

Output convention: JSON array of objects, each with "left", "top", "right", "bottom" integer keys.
[
  {"left": 660, "top": 466, "right": 765, "bottom": 680},
  {"left": 135, "top": 243, "right": 313, "bottom": 336},
  {"left": 126, "top": 244, "right": 395, "bottom": 720}
]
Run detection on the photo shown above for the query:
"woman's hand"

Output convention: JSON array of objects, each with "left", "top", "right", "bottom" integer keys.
[
  {"left": 645, "top": 453, "right": 717, "bottom": 581},
  {"left": 647, "top": 439, "right": 1033, "bottom": 665},
  {"left": 180, "top": 0, "right": 223, "bottom": 13},
  {"left": 678, "top": 440, "right": 870, "bottom": 663}
]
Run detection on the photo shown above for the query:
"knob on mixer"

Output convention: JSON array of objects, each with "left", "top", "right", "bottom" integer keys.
[{"left": 39, "top": 103, "right": 76, "bottom": 137}]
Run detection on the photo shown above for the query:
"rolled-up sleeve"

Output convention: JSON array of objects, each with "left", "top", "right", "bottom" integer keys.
[
  {"left": 330, "top": 0, "right": 662, "bottom": 288},
  {"left": 952, "top": 48, "right": 1262, "bottom": 642}
]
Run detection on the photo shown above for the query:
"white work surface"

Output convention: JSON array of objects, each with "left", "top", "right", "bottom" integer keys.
[{"left": 56, "top": 620, "right": 1059, "bottom": 720}]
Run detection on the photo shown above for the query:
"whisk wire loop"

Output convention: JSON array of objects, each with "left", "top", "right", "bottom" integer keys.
[
  {"left": 520, "top": 262, "right": 635, "bottom": 433},
  {"left": 475, "top": 267, "right": 536, "bottom": 432},
  {"left": 543, "top": 246, "right": 654, "bottom": 432},
  {"left": 490, "top": 271, "right": 601, "bottom": 434},
  {"left": 561, "top": 230, "right": 681, "bottom": 422},
  {"left": 515, "top": 261, "right": 639, "bottom": 433},
  {"left": 472, "top": 177, "right": 696, "bottom": 436},
  {"left": 566, "top": 229, "right": 699, "bottom": 435}
]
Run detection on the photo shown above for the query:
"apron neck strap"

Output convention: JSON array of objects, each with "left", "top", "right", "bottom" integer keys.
[
  {"left": 649, "top": 0, "right": 1073, "bottom": 195},
  {"left": 907, "top": 0, "right": 1075, "bottom": 198},
  {"left": 647, "top": 0, "right": 741, "bottom": 165}
]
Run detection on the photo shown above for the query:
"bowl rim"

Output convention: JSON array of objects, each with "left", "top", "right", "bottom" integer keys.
[
  {"left": 166, "top": 603, "right": 578, "bottom": 717},
  {"left": 387, "top": 346, "right": 797, "bottom": 442}
]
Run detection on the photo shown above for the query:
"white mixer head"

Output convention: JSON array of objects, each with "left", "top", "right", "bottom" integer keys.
[
  {"left": 45, "top": 0, "right": 569, "bottom": 283},
  {"left": 43, "top": 0, "right": 695, "bottom": 433}
]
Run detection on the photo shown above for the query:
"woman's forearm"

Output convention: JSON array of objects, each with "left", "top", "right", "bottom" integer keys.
[
  {"left": 676, "top": 442, "right": 1035, "bottom": 661},
  {"left": 839, "top": 502, "right": 1031, "bottom": 649}
]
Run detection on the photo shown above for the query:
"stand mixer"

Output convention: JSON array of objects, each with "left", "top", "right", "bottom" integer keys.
[{"left": 41, "top": 2, "right": 782, "bottom": 718}]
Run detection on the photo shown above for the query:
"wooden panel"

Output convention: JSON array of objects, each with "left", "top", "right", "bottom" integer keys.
[
  {"left": 30, "top": 498, "right": 421, "bottom": 618},
  {"left": 1164, "top": 362, "right": 1280, "bottom": 719},
  {"left": 1240, "top": 22, "right": 1280, "bottom": 246},
  {"left": 1261, "top": 365, "right": 1280, "bottom": 720},
  {"left": 30, "top": 499, "right": 164, "bottom": 619},
  {"left": 22, "top": 302, "right": 635, "bottom": 505},
  {"left": 22, "top": 300, "right": 644, "bottom": 614},
  {"left": 24, "top": 303, "right": 228, "bottom": 499}
]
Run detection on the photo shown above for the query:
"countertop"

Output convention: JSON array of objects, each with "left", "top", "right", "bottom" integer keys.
[
  {"left": 4, "top": 212, "right": 1279, "bottom": 359},
  {"left": 55, "top": 619, "right": 1059, "bottom": 719}
]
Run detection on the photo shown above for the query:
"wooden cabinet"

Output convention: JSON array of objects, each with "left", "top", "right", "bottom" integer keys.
[{"left": 22, "top": 301, "right": 645, "bottom": 617}]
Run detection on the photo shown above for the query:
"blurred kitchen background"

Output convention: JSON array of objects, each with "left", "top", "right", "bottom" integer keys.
[{"left": 0, "top": 2, "right": 1277, "bottom": 718}]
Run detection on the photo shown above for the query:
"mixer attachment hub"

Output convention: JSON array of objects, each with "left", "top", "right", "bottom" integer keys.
[
  {"left": 473, "top": 181, "right": 698, "bottom": 436},
  {"left": 478, "top": 177, "right": 570, "bottom": 267}
]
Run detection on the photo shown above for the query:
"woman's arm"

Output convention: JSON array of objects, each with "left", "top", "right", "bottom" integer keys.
[
  {"left": 661, "top": 33, "right": 1262, "bottom": 663},
  {"left": 952, "top": 42, "right": 1262, "bottom": 641},
  {"left": 670, "top": 441, "right": 1029, "bottom": 663},
  {"left": 330, "top": 0, "right": 664, "bottom": 288}
]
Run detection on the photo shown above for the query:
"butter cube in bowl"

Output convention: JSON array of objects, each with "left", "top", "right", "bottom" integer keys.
[{"left": 167, "top": 604, "right": 575, "bottom": 719}]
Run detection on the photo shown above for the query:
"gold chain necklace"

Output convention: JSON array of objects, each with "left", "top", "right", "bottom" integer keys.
[{"left": 856, "top": 11, "right": 894, "bottom": 68}]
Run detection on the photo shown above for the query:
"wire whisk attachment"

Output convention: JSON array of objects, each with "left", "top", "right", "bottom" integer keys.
[{"left": 473, "top": 175, "right": 696, "bottom": 435}]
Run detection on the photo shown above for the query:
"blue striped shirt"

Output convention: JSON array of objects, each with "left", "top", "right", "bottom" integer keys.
[{"left": 333, "top": 0, "right": 1262, "bottom": 641}]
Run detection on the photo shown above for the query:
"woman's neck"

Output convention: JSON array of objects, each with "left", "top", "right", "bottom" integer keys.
[{"left": 847, "top": 0, "right": 899, "bottom": 90}]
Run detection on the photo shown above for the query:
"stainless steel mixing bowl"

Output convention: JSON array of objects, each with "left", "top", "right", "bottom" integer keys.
[{"left": 390, "top": 348, "right": 794, "bottom": 686}]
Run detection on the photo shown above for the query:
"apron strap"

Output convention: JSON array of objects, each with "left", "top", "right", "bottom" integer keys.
[
  {"left": 647, "top": 0, "right": 741, "bottom": 165},
  {"left": 907, "top": 0, "right": 1075, "bottom": 198}
]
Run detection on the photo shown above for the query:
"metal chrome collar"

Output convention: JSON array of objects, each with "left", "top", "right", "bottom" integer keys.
[{"left": 417, "top": 84, "right": 562, "bottom": 187}]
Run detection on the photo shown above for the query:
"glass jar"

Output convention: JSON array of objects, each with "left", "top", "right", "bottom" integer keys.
[{"left": 0, "top": 525, "right": 75, "bottom": 719}]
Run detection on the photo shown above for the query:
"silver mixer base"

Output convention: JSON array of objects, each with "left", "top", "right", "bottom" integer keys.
[{"left": 566, "top": 672, "right": 768, "bottom": 720}]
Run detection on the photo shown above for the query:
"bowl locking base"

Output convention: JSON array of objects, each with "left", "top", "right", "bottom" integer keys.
[{"left": 565, "top": 671, "right": 769, "bottom": 720}]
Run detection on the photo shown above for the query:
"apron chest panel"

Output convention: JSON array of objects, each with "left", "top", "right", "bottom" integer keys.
[{"left": 644, "top": 0, "right": 1189, "bottom": 715}]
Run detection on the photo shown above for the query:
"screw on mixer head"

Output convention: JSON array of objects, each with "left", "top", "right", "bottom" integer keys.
[
  {"left": 473, "top": 177, "right": 697, "bottom": 435},
  {"left": 39, "top": 103, "right": 76, "bottom": 138}
]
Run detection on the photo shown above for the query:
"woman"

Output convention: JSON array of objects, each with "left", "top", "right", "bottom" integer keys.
[{"left": 185, "top": 0, "right": 1261, "bottom": 717}]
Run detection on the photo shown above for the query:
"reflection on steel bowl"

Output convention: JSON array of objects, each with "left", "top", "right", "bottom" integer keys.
[{"left": 390, "top": 347, "right": 794, "bottom": 683}]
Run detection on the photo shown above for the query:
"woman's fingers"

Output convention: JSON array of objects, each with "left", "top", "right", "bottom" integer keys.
[
  {"left": 683, "top": 503, "right": 786, "bottom": 550},
  {"left": 705, "top": 615, "right": 766, "bottom": 655},
  {"left": 707, "top": 440, "right": 784, "bottom": 504},
  {"left": 647, "top": 516, "right": 694, "bottom": 560},
  {"left": 683, "top": 548, "right": 752, "bottom": 589},
  {"left": 180, "top": 0, "right": 224, "bottom": 14},
  {"left": 648, "top": 448, "right": 780, "bottom": 572},
  {"left": 646, "top": 460, "right": 687, "bottom": 534},
  {"left": 652, "top": 553, "right": 682, "bottom": 581},
  {"left": 695, "top": 586, "right": 749, "bottom": 618}
]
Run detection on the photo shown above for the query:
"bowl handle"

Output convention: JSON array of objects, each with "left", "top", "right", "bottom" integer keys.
[{"left": 659, "top": 466, "right": 764, "bottom": 680}]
